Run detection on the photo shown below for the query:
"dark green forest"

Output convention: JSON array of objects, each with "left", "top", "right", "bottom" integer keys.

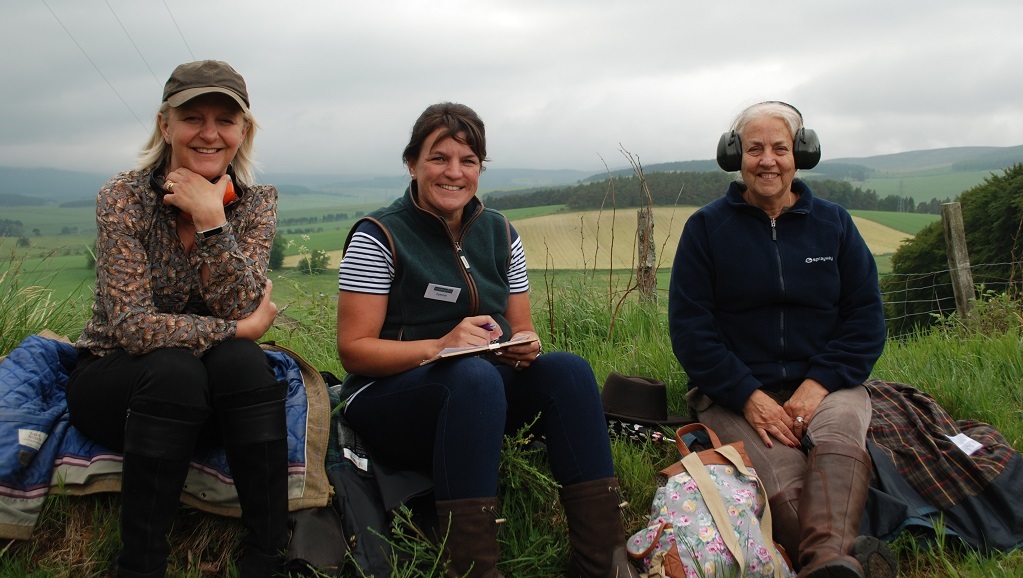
[
  {"left": 884, "top": 164, "right": 1023, "bottom": 334},
  {"left": 484, "top": 170, "right": 930, "bottom": 214}
]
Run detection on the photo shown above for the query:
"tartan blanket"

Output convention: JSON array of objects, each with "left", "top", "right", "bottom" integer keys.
[{"left": 864, "top": 379, "right": 1023, "bottom": 551}]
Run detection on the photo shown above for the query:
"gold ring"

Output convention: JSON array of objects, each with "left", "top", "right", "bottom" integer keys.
[{"left": 165, "top": 180, "right": 175, "bottom": 190}]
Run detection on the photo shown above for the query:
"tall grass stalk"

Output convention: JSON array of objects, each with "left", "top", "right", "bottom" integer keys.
[
  {"left": 0, "top": 250, "right": 87, "bottom": 354},
  {"left": 875, "top": 326, "right": 1023, "bottom": 447}
]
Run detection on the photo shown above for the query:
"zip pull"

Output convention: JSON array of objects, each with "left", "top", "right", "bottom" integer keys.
[
  {"left": 455, "top": 242, "right": 471, "bottom": 270},
  {"left": 484, "top": 504, "right": 507, "bottom": 525},
  {"left": 770, "top": 218, "right": 778, "bottom": 241},
  {"left": 610, "top": 484, "right": 630, "bottom": 511}
]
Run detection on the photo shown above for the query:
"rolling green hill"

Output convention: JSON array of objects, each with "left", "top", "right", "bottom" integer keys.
[
  {"left": 4, "top": 144, "right": 1019, "bottom": 208},
  {"left": 824, "top": 145, "right": 1023, "bottom": 202}
]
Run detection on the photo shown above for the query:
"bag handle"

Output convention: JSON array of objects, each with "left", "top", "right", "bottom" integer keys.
[
  {"left": 673, "top": 422, "right": 725, "bottom": 457},
  {"left": 714, "top": 445, "right": 782, "bottom": 578},
  {"left": 628, "top": 521, "right": 672, "bottom": 560},
  {"left": 681, "top": 446, "right": 785, "bottom": 578}
]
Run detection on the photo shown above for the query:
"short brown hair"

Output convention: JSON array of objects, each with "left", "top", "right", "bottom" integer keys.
[{"left": 402, "top": 102, "right": 488, "bottom": 169}]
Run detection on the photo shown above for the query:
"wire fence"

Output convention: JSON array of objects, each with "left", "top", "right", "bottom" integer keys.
[{"left": 881, "top": 260, "right": 1021, "bottom": 330}]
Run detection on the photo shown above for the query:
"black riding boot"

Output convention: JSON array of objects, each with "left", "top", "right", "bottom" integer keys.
[
  {"left": 117, "top": 399, "right": 210, "bottom": 578},
  {"left": 220, "top": 383, "right": 290, "bottom": 578}
]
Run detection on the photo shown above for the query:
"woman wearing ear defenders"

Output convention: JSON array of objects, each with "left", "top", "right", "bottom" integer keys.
[
  {"left": 66, "top": 60, "right": 285, "bottom": 577},
  {"left": 668, "top": 102, "right": 897, "bottom": 578}
]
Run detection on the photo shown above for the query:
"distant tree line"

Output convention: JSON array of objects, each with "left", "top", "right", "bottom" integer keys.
[
  {"left": 278, "top": 211, "right": 363, "bottom": 227},
  {"left": 1, "top": 219, "right": 25, "bottom": 237},
  {"left": 0, "top": 194, "right": 43, "bottom": 207},
  {"left": 883, "top": 163, "right": 1023, "bottom": 335},
  {"left": 59, "top": 199, "right": 97, "bottom": 208},
  {"left": 283, "top": 227, "right": 324, "bottom": 235},
  {"left": 484, "top": 170, "right": 934, "bottom": 214}
]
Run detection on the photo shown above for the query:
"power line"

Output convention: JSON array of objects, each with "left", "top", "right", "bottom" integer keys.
[
  {"left": 104, "top": 0, "right": 161, "bottom": 87},
  {"left": 162, "top": 0, "right": 196, "bottom": 61},
  {"left": 39, "top": 0, "right": 148, "bottom": 133}
]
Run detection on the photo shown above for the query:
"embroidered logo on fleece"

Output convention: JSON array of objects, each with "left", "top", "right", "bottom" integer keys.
[{"left": 805, "top": 256, "right": 835, "bottom": 264}]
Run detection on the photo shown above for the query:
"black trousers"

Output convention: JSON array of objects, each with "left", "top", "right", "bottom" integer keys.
[{"left": 66, "top": 338, "right": 280, "bottom": 451}]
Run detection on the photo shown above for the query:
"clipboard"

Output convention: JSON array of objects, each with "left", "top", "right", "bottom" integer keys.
[{"left": 420, "top": 335, "right": 538, "bottom": 366}]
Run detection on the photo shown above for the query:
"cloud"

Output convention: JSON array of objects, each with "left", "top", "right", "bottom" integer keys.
[{"left": 3, "top": 0, "right": 1022, "bottom": 178}]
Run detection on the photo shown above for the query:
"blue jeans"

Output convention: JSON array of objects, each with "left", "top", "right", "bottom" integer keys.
[{"left": 344, "top": 351, "right": 615, "bottom": 500}]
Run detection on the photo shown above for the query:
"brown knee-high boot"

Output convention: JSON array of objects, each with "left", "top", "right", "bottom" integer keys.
[
  {"left": 435, "top": 497, "right": 505, "bottom": 578},
  {"left": 796, "top": 443, "right": 870, "bottom": 578},
  {"left": 559, "top": 478, "right": 640, "bottom": 578},
  {"left": 769, "top": 486, "right": 802, "bottom": 571}
]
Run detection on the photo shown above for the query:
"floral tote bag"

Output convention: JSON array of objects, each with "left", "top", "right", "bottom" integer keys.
[{"left": 627, "top": 423, "right": 794, "bottom": 578}]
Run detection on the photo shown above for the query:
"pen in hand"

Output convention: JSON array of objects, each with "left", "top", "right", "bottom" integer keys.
[{"left": 481, "top": 322, "right": 501, "bottom": 349}]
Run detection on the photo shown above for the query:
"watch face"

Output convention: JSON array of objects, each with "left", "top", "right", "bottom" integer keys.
[{"left": 197, "top": 224, "right": 226, "bottom": 240}]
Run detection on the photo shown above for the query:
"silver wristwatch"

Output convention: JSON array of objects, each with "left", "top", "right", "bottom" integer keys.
[{"left": 195, "top": 222, "right": 229, "bottom": 242}]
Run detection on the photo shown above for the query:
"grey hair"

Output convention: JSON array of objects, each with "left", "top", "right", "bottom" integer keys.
[{"left": 732, "top": 101, "right": 803, "bottom": 141}]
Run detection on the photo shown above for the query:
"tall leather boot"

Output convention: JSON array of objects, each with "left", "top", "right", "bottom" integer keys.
[
  {"left": 796, "top": 443, "right": 870, "bottom": 578},
  {"left": 851, "top": 536, "right": 899, "bottom": 578},
  {"left": 769, "top": 486, "right": 802, "bottom": 571},
  {"left": 220, "top": 383, "right": 290, "bottom": 578},
  {"left": 117, "top": 399, "right": 210, "bottom": 578},
  {"left": 559, "top": 478, "right": 640, "bottom": 578},
  {"left": 435, "top": 497, "right": 505, "bottom": 578}
]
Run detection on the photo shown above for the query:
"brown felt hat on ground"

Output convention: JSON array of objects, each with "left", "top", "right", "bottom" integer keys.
[{"left": 601, "top": 371, "right": 691, "bottom": 427}]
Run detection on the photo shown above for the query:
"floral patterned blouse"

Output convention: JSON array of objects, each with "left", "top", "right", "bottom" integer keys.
[{"left": 76, "top": 167, "right": 277, "bottom": 358}]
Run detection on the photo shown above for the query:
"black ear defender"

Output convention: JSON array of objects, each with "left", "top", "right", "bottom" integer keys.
[{"left": 716, "top": 101, "right": 821, "bottom": 172}]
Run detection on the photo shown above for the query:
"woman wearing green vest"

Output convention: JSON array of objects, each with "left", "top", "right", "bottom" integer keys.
[{"left": 335, "top": 102, "right": 638, "bottom": 578}]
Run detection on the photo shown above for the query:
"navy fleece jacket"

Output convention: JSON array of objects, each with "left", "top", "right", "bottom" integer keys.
[{"left": 668, "top": 179, "right": 885, "bottom": 414}]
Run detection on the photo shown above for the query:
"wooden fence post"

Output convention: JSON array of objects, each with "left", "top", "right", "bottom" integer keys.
[
  {"left": 637, "top": 207, "right": 656, "bottom": 304},
  {"left": 941, "top": 202, "right": 976, "bottom": 321}
]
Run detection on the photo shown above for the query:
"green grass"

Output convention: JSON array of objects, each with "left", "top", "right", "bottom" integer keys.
[
  {"left": 6, "top": 259, "right": 1023, "bottom": 577},
  {"left": 0, "top": 252, "right": 95, "bottom": 303},
  {"left": 497, "top": 204, "right": 567, "bottom": 220},
  {"left": 0, "top": 253, "right": 90, "bottom": 353},
  {"left": 0, "top": 206, "right": 96, "bottom": 237},
  {"left": 874, "top": 254, "right": 893, "bottom": 275},
  {"left": 849, "top": 210, "right": 940, "bottom": 235},
  {"left": 4, "top": 201, "right": 1022, "bottom": 576},
  {"left": 857, "top": 170, "right": 994, "bottom": 203}
]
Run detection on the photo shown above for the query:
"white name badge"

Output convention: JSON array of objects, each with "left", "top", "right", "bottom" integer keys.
[{"left": 425, "top": 283, "right": 461, "bottom": 303}]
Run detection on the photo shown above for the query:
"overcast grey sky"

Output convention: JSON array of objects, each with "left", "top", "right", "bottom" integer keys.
[{"left": 4, "top": 1, "right": 1022, "bottom": 179}]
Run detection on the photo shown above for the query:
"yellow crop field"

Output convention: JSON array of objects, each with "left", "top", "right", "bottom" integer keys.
[
  {"left": 514, "top": 208, "right": 912, "bottom": 271},
  {"left": 285, "top": 207, "right": 912, "bottom": 271},
  {"left": 515, "top": 207, "right": 692, "bottom": 271}
]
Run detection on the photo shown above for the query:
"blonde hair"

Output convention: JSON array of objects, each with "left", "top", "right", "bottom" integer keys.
[{"left": 136, "top": 101, "right": 260, "bottom": 185}]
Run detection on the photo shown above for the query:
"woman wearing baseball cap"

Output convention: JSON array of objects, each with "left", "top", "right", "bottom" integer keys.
[{"left": 66, "top": 60, "right": 285, "bottom": 577}]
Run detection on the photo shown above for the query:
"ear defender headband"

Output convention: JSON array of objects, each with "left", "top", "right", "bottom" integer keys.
[{"left": 716, "top": 101, "right": 821, "bottom": 172}]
